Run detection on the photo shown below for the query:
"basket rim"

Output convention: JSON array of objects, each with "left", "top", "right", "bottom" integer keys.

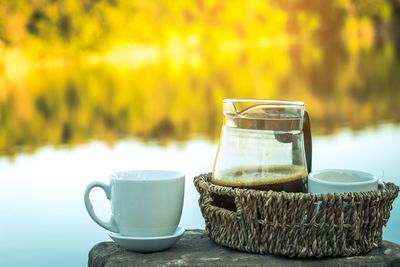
[{"left": 194, "top": 172, "right": 399, "bottom": 201}]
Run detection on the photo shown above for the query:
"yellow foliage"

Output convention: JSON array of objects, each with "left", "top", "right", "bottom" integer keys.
[{"left": 0, "top": 0, "right": 399, "bottom": 156}]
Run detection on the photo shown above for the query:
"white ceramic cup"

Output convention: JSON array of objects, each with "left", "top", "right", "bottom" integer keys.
[
  {"left": 84, "top": 170, "right": 185, "bottom": 237},
  {"left": 308, "top": 169, "right": 381, "bottom": 194}
]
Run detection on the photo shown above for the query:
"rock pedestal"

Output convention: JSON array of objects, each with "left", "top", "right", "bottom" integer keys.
[{"left": 89, "top": 230, "right": 400, "bottom": 267}]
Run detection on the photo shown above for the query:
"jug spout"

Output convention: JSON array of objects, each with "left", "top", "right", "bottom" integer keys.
[
  {"left": 223, "top": 99, "right": 305, "bottom": 131},
  {"left": 228, "top": 99, "right": 304, "bottom": 116}
]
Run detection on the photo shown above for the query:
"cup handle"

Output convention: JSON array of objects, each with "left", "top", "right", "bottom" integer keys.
[
  {"left": 303, "top": 110, "right": 312, "bottom": 174},
  {"left": 84, "top": 181, "right": 119, "bottom": 233}
]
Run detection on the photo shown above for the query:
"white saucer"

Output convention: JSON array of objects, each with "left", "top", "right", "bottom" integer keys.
[{"left": 108, "top": 227, "right": 185, "bottom": 252}]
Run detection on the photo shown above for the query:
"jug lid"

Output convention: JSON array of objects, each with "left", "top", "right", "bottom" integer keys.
[{"left": 223, "top": 99, "right": 305, "bottom": 131}]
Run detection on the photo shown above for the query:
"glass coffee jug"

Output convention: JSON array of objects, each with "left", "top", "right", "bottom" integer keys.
[{"left": 212, "top": 99, "right": 312, "bottom": 193}]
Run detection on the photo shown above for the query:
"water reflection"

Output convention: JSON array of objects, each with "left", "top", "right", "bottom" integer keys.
[
  {"left": 1, "top": 40, "right": 400, "bottom": 157},
  {"left": 1, "top": 1, "right": 400, "bottom": 156}
]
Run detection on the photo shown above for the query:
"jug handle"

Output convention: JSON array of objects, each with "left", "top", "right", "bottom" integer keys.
[{"left": 303, "top": 111, "right": 312, "bottom": 174}]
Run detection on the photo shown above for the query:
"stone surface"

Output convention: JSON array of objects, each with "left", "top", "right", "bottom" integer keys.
[{"left": 89, "top": 230, "right": 400, "bottom": 267}]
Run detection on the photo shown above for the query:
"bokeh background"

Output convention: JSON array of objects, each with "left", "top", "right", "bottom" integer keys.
[
  {"left": 1, "top": 0, "right": 400, "bottom": 154},
  {"left": 1, "top": 1, "right": 400, "bottom": 266}
]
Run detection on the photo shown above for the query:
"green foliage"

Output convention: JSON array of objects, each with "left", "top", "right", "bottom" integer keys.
[{"left": 1, "top": 0, "right": 400, "bottom": 156}]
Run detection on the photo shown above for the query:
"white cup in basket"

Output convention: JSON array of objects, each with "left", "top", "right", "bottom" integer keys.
[{"left": 308, "top": 169, "right": 383, "bottom": 194}]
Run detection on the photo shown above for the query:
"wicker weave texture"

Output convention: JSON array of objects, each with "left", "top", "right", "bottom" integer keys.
[{"left": 194, "top": 173, "right": 399, "bottom": 258}]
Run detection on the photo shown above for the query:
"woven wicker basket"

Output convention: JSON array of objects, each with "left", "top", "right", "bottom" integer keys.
[{"left": 194, "top": 173, "right": 399, "bottom": 258}]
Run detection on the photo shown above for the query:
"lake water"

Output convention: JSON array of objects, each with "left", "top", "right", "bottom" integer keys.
[{"left": 0, "top": 123, "right": 399, "bottom": 267}]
